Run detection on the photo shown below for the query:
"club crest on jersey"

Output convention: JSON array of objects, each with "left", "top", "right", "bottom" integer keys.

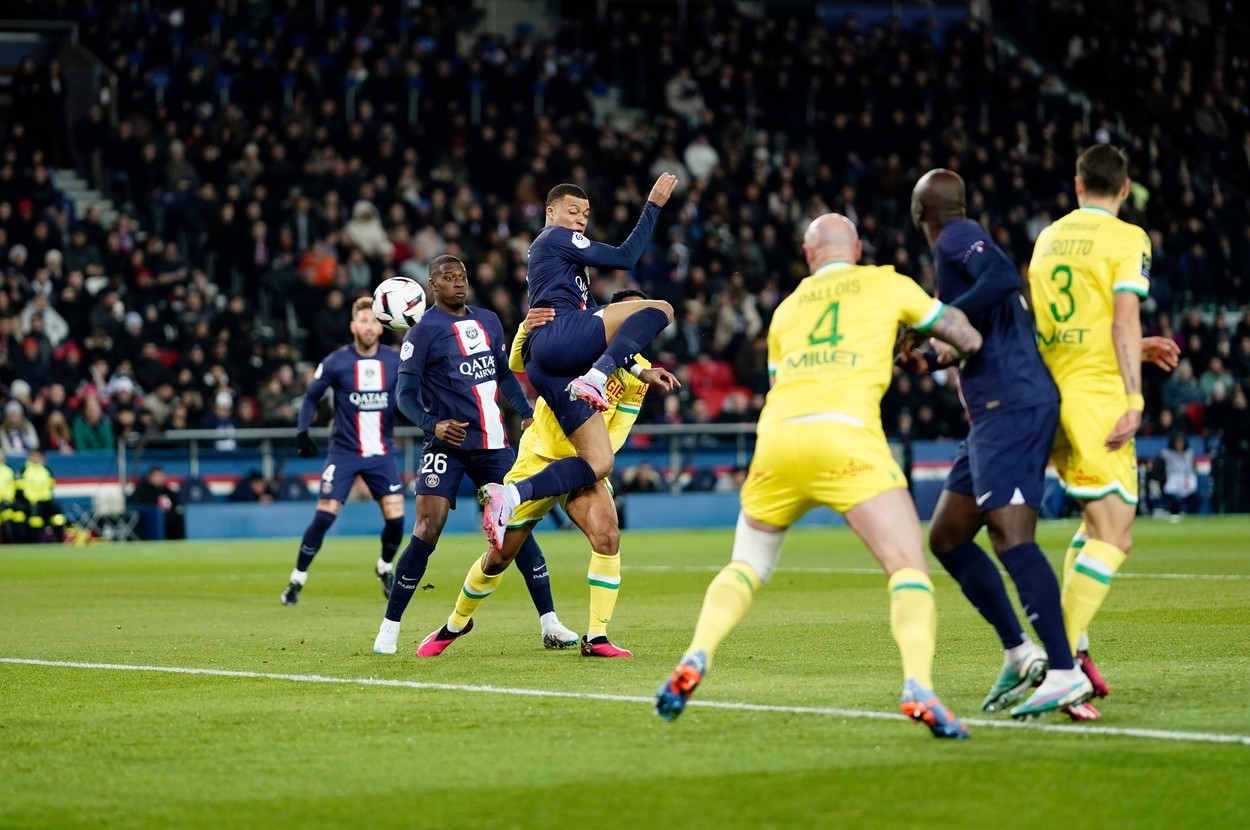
[
  {"left": 425, "top": 474, "right": 440, "bottom": 487},
  {"left": 571, "top": 232, "right": 591, "bottom": 249}
]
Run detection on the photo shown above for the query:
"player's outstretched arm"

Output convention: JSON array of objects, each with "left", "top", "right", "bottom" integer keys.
[
  {"left": 926, "top": 305, "right": 982, "bottom": 360},
  {"left": 561, "top": 173, "right": 678, "bottom": 271}
]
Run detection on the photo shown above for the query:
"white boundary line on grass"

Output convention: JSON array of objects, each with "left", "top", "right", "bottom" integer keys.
[
  {"left": 624, "top": 565, "right": 1250, "bottom": 581},
  {"left": 4, "top": 657, "right": 1248, "bottom": 747}
]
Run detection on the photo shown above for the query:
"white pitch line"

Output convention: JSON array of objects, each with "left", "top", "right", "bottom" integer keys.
[
  {"left": 623, "top": 565, "right": 1250, "bottom": 581},
  {"left": 3, "top": 657, "right": 1248, "bottom": 747}
]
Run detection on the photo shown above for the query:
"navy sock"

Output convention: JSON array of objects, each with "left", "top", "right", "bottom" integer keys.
[
  {"left": 591, "top": 307, "right": 669, "bottom": 377},
  {"left": 515, "top": 456, "right": 597, "bottom": 503},
  {"left": 514, "top": 534, "right": 555, "bottom": 617},
  {"left": 384, "top": 536, "right": 436, "bottom": 622},
  {"left": 296, "top": 510, "right": 337, "bottom": 572},
  {"left": 1000, "top": 542, "right": 1074, "bottom": 670},
  {"left": 380, "top": 516, "right": 404, "bottom": 564},
  {"left": 937, "top": 541, "right": 1025, "bottom": 649}
]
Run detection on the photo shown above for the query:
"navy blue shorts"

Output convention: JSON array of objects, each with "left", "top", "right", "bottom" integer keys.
[
  {"left": 524, "top": 310, "right": 606, "bottom": 436},
  {"left": 413, "top": 444, "right": 517, "bottom": 509},
  {"left": 944, "top": 400, "right": 1059, "bottom": 512},
  {"left": 318, "top": 453, "right": 403, "bottom": 503}
]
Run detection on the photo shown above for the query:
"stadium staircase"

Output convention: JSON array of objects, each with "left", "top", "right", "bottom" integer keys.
[{"left": 54, "top": 167, "right": 120, "bottom": 228}]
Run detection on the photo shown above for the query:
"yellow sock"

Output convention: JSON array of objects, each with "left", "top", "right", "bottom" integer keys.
[
  {"left": 1061, "top": 538, "right": 1126, "bottom": 654},
  {"left": 1062, "top": 522, "right": 1090, "bottom": 646},
  {"left": 587, "top": 551, "right": 621, "bottom": 638},
  {"left": 450, "top": 556, "right": 504, "bottom": 630},
  {"left": 888, "top": 568, "right": 936, "bottom": 690},
  {"left": 687, "top": 562, "right": 761, "bottom": 668},
  {"left": 1063, "top": 523, "right": 1089, "bottom": 585}
]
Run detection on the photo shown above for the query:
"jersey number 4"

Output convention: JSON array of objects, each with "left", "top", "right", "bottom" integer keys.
[{"left": 808, "top": 302, "right": 844, "bottom": 347}]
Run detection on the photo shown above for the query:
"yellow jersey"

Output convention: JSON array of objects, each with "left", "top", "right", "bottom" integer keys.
[
  {"left": 761, "top": 262, "right": 945, "bottom": 430},
  {"left": 509, "top": 326, "right": 650, "bottom": 460},
  {"left": 1028, "top": 206, "right": 1150, "bottom": 395}
]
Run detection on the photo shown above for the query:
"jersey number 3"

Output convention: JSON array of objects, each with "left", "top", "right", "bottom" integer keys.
[{"left": 1048, "top": 265, "right": 1076, "bottom": 323}]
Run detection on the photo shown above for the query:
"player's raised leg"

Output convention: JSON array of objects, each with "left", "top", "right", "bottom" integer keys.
[
  {"left": 568, "top": 300, "right": 673, "bottom": 411},
  {"left": 846, "top": 488, "right": 967, "bottom": 739}
]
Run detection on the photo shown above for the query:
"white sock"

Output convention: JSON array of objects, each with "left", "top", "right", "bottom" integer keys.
[
  {"left": 376, "top": 556, "right": 390, "bottom": 575},
  {"left": 583, "top": 368, "right": 608, "bottom": 387},
  {"left": 503, "top": 483, "right": 521, "bottom": 508},
  {"left": 1078, "top": 632, "right": 1090, "bottom": 652},
  {"left": 446, "top": 617, "right": 465, "bottom": 634},
  {"left": 378, "top": 618, "right": 400, "bottom": 635},
  {"left": 540, "top": 612, "right": 560, "bottom": 632},
  {"left": 290, "top": 569, "right": 308, "bottom": 585},
  {"left": 1004, "top": 637, "right": 1038, "bottom": 664}
]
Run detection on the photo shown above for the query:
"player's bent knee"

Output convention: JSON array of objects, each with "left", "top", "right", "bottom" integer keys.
[
  {"left": 730, "top": 512, "right": 784, "bottom": 585},
  {"left": 588, "top": 526, "right": 620, "bottom": 556}
]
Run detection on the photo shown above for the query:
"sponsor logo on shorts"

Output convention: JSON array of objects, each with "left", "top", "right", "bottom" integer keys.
[
  {"left": 425, "top": 474, "right": 440, "bottom": 487},
  {"left": 836, "top": 460, "right": 874, "bottom": 477},
  {"left": 1071, "top": 469, "right": 1100, "bottom": 486}
]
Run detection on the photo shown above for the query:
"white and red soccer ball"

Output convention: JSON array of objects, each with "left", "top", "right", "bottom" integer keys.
[{"left": 372, "top": 276, "right": 426, "bottom": 331}]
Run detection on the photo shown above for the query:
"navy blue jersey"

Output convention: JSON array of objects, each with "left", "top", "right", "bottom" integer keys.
[
  {"left": 934, "top": 219, "right": 1058, "bottom": 416},
  {"left": 526, "top": 202, "right": 661, "bottom": 312},
  {"left": 298, "top": 344, "right": 402, "bottom": 457},
  {"left": 398, "top": 305, "right": 532, "bottom": 451}
]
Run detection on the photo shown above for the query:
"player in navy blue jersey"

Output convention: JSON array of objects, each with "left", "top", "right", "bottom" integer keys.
[
  {"left": 900, "top": 169, "right": 1095, "bottom": 718},
  {"left": 479, "top": 175, "right": 682, "bottom": 549},
  {"left": 281, "top": 297, "right": 405, "bottom": 606},
  {"left": 372, "top": 255, "right": 579, "bottom": 654}
]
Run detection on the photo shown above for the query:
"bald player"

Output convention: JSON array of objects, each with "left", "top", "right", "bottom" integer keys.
[
  {"left": 656, "top": 214, "right": 982, "bottom": 739},
  {"left": 902, "top": 169, "right": 1093, "bottom": 719}
]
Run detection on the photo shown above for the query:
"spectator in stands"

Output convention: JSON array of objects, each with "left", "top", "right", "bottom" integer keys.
[
  {"left": 71, "top": 394, "right": 114, "bottom": 451},
  {"left": 41, "top": 410, "right": 73, "bottom": 455},
  {"left": 1155, "top": 434, "right": 1201, "bottom": 519},
  {"left": 621, "top": 461, "right": 665, "bottom": 493},
  {"left": 1198, "top": 356, "right": 1235, "bottom": 400},
  {"left": 229, "top": 470, "right": 274, "bottom": 503},
  {"left": 1162, "top": 359, "right": 1204, "bottom": 416},
  {"left": 202, "top": 391, "right": 238, "bottom": 451},
  {"left": 130, "top": 465, "right": 186, "bottom": 540},
  {"left": 2, "top": 401, "right": 39, "bottom": 457}
]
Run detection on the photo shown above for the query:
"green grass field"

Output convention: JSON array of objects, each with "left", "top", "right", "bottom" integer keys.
[{"left": 3, "top": 516, "right": 1248, "bottom": 829}]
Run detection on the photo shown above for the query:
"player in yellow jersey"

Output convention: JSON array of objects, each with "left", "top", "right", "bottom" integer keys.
[
  {"left": 414, "top": 290, "right": 679, "bottom": 658},
  {"left": 1027, "top": 144, "right": 1149, "bottom": 718},
  {"left": 655, "top": 214, "right": 983, "bottom": 739}
]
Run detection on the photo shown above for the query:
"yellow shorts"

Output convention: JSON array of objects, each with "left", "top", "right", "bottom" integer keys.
[
  {"left": 1050, "top": 393, "right": 1139, "bottom": 504},
  {"left": 739, "top": 421, "right": 907, "bottom": 526},
  {"left": 505, "top": 449, "right": 612, "bottom": 527}
]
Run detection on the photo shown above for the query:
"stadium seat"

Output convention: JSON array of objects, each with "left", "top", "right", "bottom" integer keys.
[{"left": 180, "top": 478, "right": 213, "bottom": 503}]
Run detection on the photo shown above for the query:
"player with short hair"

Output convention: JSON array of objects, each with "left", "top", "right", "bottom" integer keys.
[
  {"left": 373, "top": 256, "right": 578, "bottom": 654},
  {"left": 414, "top": 289, "right": 680, "bottom": 659},
  {"left": 1026, "top": 144, "right": 1152, "bottom": 718},
  {"left": 478, "top": 176, "right": 679, "bottom": 550},
  {"left": 656, "top": 214, "right": 982, "bottom": 739},
  {"left": 902, "top": 169, "right": 1093, "bottom": 719},
  {"left": 281, "top": 297, "right": 405, "bottom": 604}
]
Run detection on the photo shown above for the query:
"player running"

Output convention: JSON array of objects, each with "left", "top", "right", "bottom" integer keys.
[
  {"left": 372, "top": 256, "right": 577, "bottom": 655},
  {"left": 478, "top": 176, "right": 678, "bottom": 550},
  {"left": 281, "top": 297, "right": 405, "bottom": 605},
  {"left": 902, "top": 169, "right": 1093, "bottom": 718},
  {"left": 656, "top": 214, "right": 982, "bottom": 739},
  {"left": 414, "top": 290, "right": 680, "bottom": 659},
  {"left": 1026, "top": 144, "right": 1153, "bottom": 719}
]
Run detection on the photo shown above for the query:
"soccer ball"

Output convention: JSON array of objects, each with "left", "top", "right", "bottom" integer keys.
[{"left": 372, "top": 276, "right": 425, "bottom": 330}]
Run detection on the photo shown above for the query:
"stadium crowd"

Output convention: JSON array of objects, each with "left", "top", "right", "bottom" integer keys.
[{"left": 0, "top": 1, "right": 1247, "bottom": 505}]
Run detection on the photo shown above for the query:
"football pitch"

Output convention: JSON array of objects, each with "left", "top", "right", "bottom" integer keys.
[{"left": 3, "top": 517, "right": 1248, "bottom": 829}]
